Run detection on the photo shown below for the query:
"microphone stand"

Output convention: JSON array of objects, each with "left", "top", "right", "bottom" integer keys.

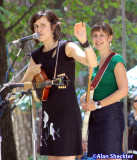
[
  {"left": 9, "top": 63, "right": 29, "bottom": 83},
  {"left": 0, "top": 127, "right": 2, "bottom": 160},
  {"left": 0, "top": 91, "right": 17, "bottom": 160},
  {"left": 10, "top": 89, "right": 37, "bottom": 160},
  {"left": 0, "top": 40, "right": 33, "bottom": 160},
  {"left": 10, "top": 91, "right": 28, "bottom": 112},
  {"left": 6, "top": 41, "right": 26, "bottom": 80},
  {"left": 31, "top": 94, "right": 37, "bottom": 160}
]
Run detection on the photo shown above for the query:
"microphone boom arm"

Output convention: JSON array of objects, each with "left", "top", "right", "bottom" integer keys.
[{"left": 6, "top": 41, "right": 26, "bottom": 81}]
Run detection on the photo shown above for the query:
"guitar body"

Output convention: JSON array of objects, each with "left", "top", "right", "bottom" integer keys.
[
  {"left": 32, "top": 69, "right": 69, "bottom": 102},
  {"left": 82, "top": 90, "right": 94, "bottom": 140},
  {"left": 32, "top": 69, "right": 51, "bottom": 102}
]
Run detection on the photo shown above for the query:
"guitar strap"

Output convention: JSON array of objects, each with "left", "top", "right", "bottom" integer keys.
[
  {"left": 90, "top": 52, "right": 116, "bottom": 91},
  {"left": 53, "top": 41, "right": 60, "bottom": 79}
]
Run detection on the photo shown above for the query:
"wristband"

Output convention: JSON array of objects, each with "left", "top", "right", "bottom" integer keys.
[{"left": 80, "top": 40, "right": 90, "bottom": 48}]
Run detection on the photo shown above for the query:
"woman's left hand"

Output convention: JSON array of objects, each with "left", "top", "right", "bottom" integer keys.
[
  {"left": 74, "top": 22, "right": 87, "bottom": 44},
  {"left": 81, "top": 98, "right": 96, "bottom": 112}
]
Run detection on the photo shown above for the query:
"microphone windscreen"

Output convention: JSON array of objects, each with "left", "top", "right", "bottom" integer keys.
[{"left": 33, "top": 33, "right": 40, "bottom": 39}]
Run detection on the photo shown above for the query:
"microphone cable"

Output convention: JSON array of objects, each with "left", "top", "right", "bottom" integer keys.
[
  {"left": 5, "top": 44, "right": 15, "bottom": 83},
  {"left": 0, "top": 95, "right": 3, "bottom": 118}
]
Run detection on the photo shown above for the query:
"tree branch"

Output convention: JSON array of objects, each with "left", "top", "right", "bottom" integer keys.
[
  {"left": 5, "top": 0, "right": 42, "bottom": 33},
  {"left": 0, "top": 0, "right": 3, "bottom": 7}
]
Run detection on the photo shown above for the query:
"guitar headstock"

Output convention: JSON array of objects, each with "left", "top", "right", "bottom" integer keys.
[{"left": 56, "top": 73, "right": 70, "bottom": 89}]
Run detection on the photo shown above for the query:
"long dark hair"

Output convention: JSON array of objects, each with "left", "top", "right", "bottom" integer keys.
[{"left": 30, "top": 9, "right": 61, "bottom": 44}]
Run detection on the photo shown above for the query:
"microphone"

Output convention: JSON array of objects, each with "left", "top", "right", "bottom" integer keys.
[
  {"left": 9, "top": 33, "right": 40, "bottom": 45},
  {"left": 4, "top": 82, "right": 32, "bottom": 90}
]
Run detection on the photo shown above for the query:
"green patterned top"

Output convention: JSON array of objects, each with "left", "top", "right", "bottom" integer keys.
[{"left": 92, "top": 54, "right": 126, "bottom": 101}]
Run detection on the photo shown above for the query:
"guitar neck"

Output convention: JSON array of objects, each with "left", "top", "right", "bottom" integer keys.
[
  {"left": 82, "top": 67, "right": 93, "bottom": 141},
  {"left": 86, "top": 67, "right": 92, "bottom": 102},
  {"left": 35, "top": 79, "right": 60, "bottom": 89}
]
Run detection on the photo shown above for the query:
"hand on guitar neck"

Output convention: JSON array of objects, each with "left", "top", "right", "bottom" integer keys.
[{"left": 32, "top": 69, "right": 69, "bottom": 102}]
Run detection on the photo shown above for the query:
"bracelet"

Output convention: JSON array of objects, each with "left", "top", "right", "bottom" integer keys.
[
  {"left": 83, "top": 45, "right": 91, "bottom": 51},
  {"left": 95, "top": 101, "right": 103, "bottom": 109},
  {"left": 80, "top": 40, "right": 90, "bottom": 48}
]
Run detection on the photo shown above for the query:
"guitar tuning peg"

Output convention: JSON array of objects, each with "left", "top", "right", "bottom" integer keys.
[{"left": 58, "top": 86, "right": 61, "bottom": 89}]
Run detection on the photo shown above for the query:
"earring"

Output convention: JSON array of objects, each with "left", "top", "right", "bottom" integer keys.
[
  {"left": 92, "top": 45, "right": 94, "bottom": 48},
  {"left": 110, "top": 43, "right": 112, "bottom": 46}
]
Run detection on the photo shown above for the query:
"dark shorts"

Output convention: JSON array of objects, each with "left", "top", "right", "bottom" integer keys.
[{"left": 87, "top": 102, "right": 125, "bottom": 157}]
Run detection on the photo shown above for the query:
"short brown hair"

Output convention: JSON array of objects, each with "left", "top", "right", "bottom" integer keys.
[
  {"left": 91, "top": 22, "right": 113, "bottom": 36},
  {"left": 30, "top": 9, "right": 61, "bottom": 43}
]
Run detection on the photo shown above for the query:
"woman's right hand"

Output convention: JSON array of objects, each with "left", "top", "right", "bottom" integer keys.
[
  {"left": 80, "top": 92, "right": 87, "bottom": 104},
  {"left": 29, "top": 64, "right": 42, "bottom": 76},
  {"left": 21, "top": 58, "right": 42, "bottom": 83}
]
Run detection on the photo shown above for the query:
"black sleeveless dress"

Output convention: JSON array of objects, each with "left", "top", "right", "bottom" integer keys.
[{"left": 31, "top": 40, "right": 82, "bottom": 156}]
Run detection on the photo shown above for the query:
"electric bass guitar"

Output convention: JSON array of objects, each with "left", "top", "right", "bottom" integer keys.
[{"left": 32, "top": 69, "right": 69, "bottom": 102}]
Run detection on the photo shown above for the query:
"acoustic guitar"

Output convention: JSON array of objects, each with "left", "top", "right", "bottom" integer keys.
[{"left": 32, "top": 69, "right": 69, "bottom": 102}]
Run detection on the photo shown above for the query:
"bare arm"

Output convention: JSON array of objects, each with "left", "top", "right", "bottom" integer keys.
[
  {"left": 65, "top": 22, "right": 97, "bottom": 68},
  {"left": 99, "top": 62, "right": 128, "bottom": 107},
  {"left": 81, "top": 62, "right": 128, "bottom": 111},
  {"left": 21, "top": 58, "right": 42, "bottom": 82},
  {"left": 65, "top": 42, "right": 97, "bottom": 67}
]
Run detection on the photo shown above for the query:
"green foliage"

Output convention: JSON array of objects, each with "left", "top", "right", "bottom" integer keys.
[
  {"left": 35, "top": 154, "right": 48, "bottom": 160},
  {"left": 110, "top": 16, "right": 137, "bottom": 69},
  {"left": 0, "top": 6, "right": 11, "bottom": 23},
  {"left": 2, "top": 0, "right": 137, "bottom": 80},
  {"left": 91, "top": 0, "right": 120, "bottom": 13},
  {"left": 126, "top": 0, "right": 137, "bottom": 14}
]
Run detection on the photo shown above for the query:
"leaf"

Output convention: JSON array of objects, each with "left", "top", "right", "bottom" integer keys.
[{"left": 132, "top": 27, "right": 137, "bottom": 34}]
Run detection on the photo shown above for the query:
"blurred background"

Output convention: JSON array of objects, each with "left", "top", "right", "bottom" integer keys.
[{"left": 0, "top": 0, "right": 137, "bottom": 159}]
